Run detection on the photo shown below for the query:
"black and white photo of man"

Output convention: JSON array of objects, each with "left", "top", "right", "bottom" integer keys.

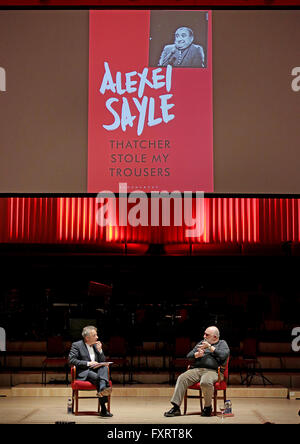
[{"left": 158, "top": 26, "right": 205, "bottom": 68}]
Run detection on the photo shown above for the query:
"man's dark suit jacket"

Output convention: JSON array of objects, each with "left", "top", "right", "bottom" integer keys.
[
  {"left": 68, "top": 339, "right": 106, "bottom": 380},
  {"left": 158, "top": 43, "right": 205, "bottom": 68}
]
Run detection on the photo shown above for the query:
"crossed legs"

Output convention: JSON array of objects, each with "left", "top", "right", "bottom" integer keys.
[
  {"left": 85, "top": 366, "right": 111, "bottom": 415},
  {"left": 86, "top": 365, "right": 110, "bottom": 392}
]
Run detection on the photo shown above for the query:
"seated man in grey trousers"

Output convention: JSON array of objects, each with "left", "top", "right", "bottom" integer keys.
[
  {"left": 164, "top": 326, "right": 229, "bottom": 417},
  {"left": 68, "top": 325, "right": 113, "bottom": 417}
]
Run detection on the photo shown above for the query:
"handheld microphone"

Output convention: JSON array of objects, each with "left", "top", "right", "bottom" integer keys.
[{"left": 161, "top": 48, "right": 176, "bottom": 66}]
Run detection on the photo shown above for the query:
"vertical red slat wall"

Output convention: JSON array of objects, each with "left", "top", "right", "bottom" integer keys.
[{"left": 0, "top": 196, "right": 299, "bottom": 245}]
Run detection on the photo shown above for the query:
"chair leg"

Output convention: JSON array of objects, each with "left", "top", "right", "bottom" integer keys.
[
  {"left": 183, "top": 392, "right": 187, "bottom": 415},
  {"left": 213, "top": 391, "right": 217, "bottom": 416},
  {"left": 108, "top": 394, "right": 111, "bottom": 413},
  {"left": 75, "top": 390, "right": 79, "bottom": 415}
]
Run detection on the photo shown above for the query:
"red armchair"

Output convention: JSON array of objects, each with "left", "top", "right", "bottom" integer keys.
[
  {"left": 71, "top": 365, "right": 112, "bottom": 416},
  {"left": 183, "top": 357, "right": 229, "bottom": 416}
]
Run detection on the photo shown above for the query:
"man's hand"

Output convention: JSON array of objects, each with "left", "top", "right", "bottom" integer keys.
[
  {"left": 95, "top": 341, "right": 102, "bottom": 352},
  {"left": 194, "top": 349, "right": 205, "bottom": 359},
  {"left": 198, "top": 340, "right": 215, "bottom": 353},
  {"left": 89, "top": 360, "right": 100, "bottom": 367},
  {"left": 199, "top": 340, "right": 210, "bottom": 350}
]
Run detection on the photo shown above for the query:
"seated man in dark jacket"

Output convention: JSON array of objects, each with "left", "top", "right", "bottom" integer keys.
[
  {"left": 164, "top": 326, "right": 229, "bottom": 417},
  {"left": 68, "top": 325, "right": 113, "bottom": 417}
]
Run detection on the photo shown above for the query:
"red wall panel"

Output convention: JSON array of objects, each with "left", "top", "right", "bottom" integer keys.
[{"left": 1, "top": 196, "right": 300, "bottom": 246}]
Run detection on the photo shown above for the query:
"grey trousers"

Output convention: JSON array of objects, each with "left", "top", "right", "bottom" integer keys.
[
  {"left": 85, "top": 366, "right": 110, "bottom": 406},
  {"left": 171, "top": 367, "right": 222, "bottom": 408},
  {"left": 85, "top": 366, "right": 109, "bottom": 392}
]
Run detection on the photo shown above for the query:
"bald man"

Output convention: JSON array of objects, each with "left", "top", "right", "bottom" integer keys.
[
  {"left": 164, "top": 326, "right": 229, "bottom": 417},
  {"left": 158, "top": 27, "right": 205, "bottom": 68}
]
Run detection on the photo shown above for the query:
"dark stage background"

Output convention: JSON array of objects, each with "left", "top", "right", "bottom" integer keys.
[{"left": 0, "top": 251, "right": 298, "bottom": 348}]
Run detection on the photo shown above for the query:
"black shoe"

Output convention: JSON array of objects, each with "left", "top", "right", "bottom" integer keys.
[
  {"left": 99, "top": 411, "right": 113, "bottom": 417},
  {"left": 201, "top": 406, "right": 212, "bottom": 417},
  {"left": 164, "top": 406, "right": 181, "bottom": 417}
]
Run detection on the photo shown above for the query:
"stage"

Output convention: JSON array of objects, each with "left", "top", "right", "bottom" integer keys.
[{"left": 0, "top": 384, "right": 299, "bottom": 424}]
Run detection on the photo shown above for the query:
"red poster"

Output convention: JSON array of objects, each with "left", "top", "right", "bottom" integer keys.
[{"left": 88, "top": 10, "right": 213, "bottom": 193}]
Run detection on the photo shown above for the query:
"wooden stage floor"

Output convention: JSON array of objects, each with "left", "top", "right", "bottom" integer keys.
[{"left": 0, "top": 384, "right": 299, "bottom": 424}]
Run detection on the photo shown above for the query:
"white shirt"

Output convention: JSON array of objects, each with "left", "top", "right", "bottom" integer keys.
[{"left": 86, "top": 343, "right": 96, "bottom": 363}]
